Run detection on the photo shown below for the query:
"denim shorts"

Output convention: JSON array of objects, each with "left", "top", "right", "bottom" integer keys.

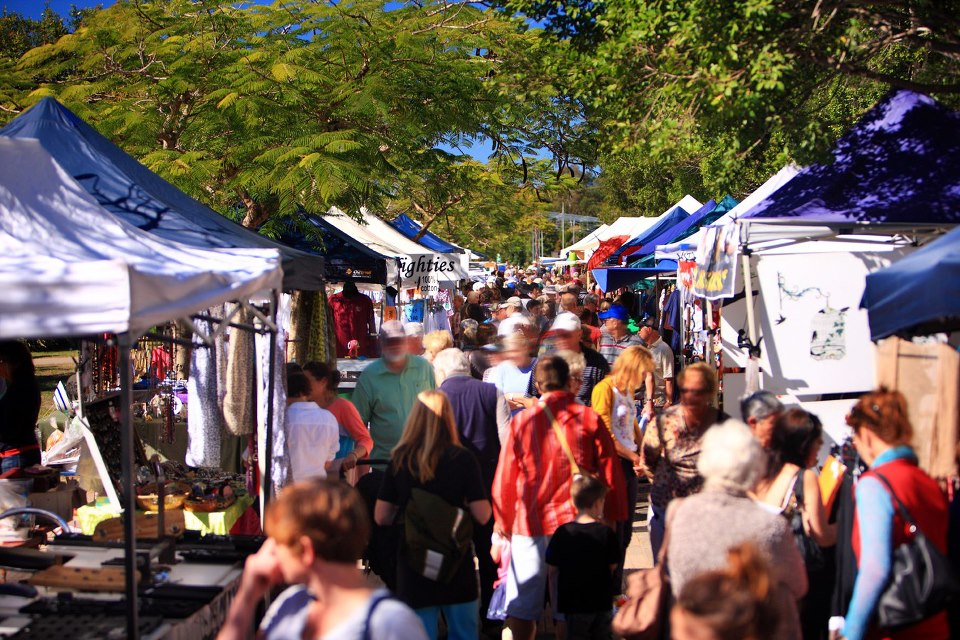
[{"left": 504, "top": 534, "right": 550, "bottom": 621}]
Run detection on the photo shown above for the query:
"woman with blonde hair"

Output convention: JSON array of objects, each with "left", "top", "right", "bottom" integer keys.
[
  {"left": 422, "top": 330, "right": 454, "bottom": 364},
  {"left": 591, "top": 344, "right": 655, "bottom": 591},
  {"left": 375, "top": 390, "right": 492, "bottom": 640}
]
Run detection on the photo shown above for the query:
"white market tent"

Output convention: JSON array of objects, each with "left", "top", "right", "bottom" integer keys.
[
  {"left": 0, "top": 138, "right": 284, "bottom": 639},
  {"left": 321, "top": 207, "right": 468, "bottom": 287},
  {"left": 562, "top": 223, "right": 609, "bottom": 255},
  {"left": 0, "top": 139, "right": 282, "bottom": 339}
]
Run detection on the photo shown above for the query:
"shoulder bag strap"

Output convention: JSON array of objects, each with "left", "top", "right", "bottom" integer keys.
[
  {"left": 870, "top": 471, "right": 919, "bottom": 528},
  {"left": 784, "top": 470, "right": 803, "bottom": 511},
  {"left": 540, "top": 401, "right": 581, "bottom": 476},
  {"left": 362, "top": 592, "right": 394, "bottom": 640}
]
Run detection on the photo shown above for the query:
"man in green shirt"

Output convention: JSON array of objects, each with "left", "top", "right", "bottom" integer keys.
[{"left": 352, "top": 320, "right": 436, "bottom": 465}]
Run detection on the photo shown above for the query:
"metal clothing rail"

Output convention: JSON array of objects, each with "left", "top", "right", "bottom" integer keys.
[{"left": 114, "top": 293, "right": 282, "bottom": 640}]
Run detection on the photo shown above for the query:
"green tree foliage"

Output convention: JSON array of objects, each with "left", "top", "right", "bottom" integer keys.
[
  {"left": 4, "top": 0, "right": 590, "bottom": 262},
  {"left": 497, "top": 0, "right": 960, "bottom": 214}
]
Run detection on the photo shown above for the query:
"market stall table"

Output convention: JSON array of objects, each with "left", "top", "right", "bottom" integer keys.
[
  {"left": 76, "top": 495, "right": 258, "bottom": 537},
  {"left": 0, "top": 543, "right": 243, "bottom": 640}
]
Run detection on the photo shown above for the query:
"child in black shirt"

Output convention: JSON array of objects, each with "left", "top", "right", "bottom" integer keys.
[{"left": 546, "top": 474, "right": 620, "bottom": 640}]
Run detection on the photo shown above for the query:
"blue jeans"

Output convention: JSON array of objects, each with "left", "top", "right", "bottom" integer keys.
[
  {"left": 415, "top": 599, "right": 479, "bottom": 640},
  {"left": 648, "top": 503, "right": 666, "bottom": 563}
]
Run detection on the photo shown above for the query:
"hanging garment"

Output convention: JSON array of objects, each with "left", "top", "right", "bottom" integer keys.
[
  {"left": 186, "top": 305, "right": 225, "bottom": 468},
  {"left": 223, "top": 305, "right": 257, "bottom": 437},
  {"left": 307, "top": 289, "right": 336, "bottom": 364},
  {"left": 329, "top": 290, "right": 377, "bottom": 358},
  {"left": 403, "top": 299, "right": 426, "bottom": 324},
  {"left": 257, "top": 296, "right": 290, "bottom": 495}
]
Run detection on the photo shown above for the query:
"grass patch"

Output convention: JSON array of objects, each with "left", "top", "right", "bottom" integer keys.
[{"left": 34, "top": 350, "right": 79, "bottom": 420}]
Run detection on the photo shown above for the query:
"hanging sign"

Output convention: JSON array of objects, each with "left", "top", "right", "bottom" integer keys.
[
  {"left": 399, "top": 254, "right": 461, "bottom": 287},
  {"left": 421, "top": 272, "right": 440, "bottom": 298},
  {"left": 692, "top": 224, "right": 739, "bottom": 300}
]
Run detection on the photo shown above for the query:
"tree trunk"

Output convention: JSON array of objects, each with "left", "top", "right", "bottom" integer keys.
[{"left": 239, "top": 190, "right": 275, "bottom": 229}]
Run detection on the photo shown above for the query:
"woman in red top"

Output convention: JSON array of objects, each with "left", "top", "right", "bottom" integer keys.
[{"left": 839, "top": 389, "right": 949, "bottom": 640}]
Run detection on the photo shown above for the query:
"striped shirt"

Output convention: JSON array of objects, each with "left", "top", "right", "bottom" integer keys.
[{"left": 598, "top": 329, "right": 645, "bottom": 366}]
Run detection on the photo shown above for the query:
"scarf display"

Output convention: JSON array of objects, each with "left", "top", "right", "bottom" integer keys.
[
  {"left": 186, "top": 305, "right": 226, "bottom": 468},
  {"left": 223, "top": 305, "right": 257, "bottom": 437},
  {"left": 306, "top": 287, "right": 336, "bottom": 365},
  {"left": 258, "top": 295, "right": 291, "bottom": 496}
]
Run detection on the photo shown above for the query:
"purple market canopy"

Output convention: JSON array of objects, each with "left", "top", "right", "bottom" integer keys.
[{"left": 741, "top": 91, "right": 960, "bottom": 227}]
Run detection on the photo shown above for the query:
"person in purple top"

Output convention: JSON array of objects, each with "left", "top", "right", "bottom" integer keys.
[{"left": 434, "top": 348, "right": 511, "bottom": 634}]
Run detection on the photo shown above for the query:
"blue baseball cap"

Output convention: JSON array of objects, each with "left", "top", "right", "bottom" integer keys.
[{"left": 598, "top": 304, "right": 629, "bottom": 322}]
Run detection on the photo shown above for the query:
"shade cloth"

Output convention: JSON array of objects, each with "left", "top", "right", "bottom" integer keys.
[
  {"left": 278, "top": 214, "right": 399, "bottom": 285},
  {"left": 631, "top": 196, "right": 737, "bottom": 265},
  {"left": 604, "top": 195, "right": 703, "bottom": 265},
  {"left": 0, "top": 98, "right": 323, "bottom": 290},
  {"left": 0, "top": 138, "right": 282, "bottom": 340},
  {"left": 656, "top": 166, "right": 800, "bottom": 260},
  {"left": 861, "top": 225, "right": 960, "bottom": 339},
  {"left": 322, "top": 208, "right": 468, "bottom": 285},
  {"left": 592, "top": 261, "right": 679, "bottom": 293},
  {"left": 390, "top": 213, "right": 464, "bottom": 253},
  {"left": 741, "top": 90, "right": 960, "bottom": 226}
]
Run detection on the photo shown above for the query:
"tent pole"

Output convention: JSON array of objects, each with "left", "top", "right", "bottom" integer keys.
[
  {"left": 262, "top": 290, "right": 279, "bottom": 510},
  {"left": 741, "top": 249, "right": 758, "bottom": 347},
  {"left": 118, "top": 332, "right": 139, "bottom": 640}
]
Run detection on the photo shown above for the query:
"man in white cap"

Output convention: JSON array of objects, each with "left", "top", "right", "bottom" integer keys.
[
  {"left": 546, "top": 312, "right": 610, "bottom": 407},
  {"left": 352, "top": 320, "right": 435, "bottom": 465}
]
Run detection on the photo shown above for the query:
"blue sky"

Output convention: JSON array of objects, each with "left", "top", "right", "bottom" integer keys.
[{"left": 1, "top": 0, "right": 93, "bottom": 18}]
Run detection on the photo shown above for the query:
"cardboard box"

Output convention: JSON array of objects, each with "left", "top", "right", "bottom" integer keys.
[{"left": 28, "top": 480, "right": 84, "bottom": 524}]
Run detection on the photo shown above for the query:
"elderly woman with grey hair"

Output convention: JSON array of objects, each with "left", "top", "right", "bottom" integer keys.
[
  {"left": 664, "top": 420, "right": 807, "bottom": 640},
  {"left": 740, "top": 390, "right": 784, "bottom": 448}
]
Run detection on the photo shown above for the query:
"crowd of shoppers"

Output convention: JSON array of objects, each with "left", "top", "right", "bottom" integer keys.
[{"left": 224, "top": 273, "right": 957, "bottom": 640}]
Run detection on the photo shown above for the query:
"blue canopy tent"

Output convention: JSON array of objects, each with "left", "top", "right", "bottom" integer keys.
[
  {"left": 0, "top": 98, "right": 325, "bottom": 290},
  {"left": 625, "top": 197, "right": 737, "bottom": 267},
  {"left": 277, "top": 214, "right": 399, "bottom": 285},
  {"left": 592, "top": 261, "right": 679, "bottom": 293},
  {"left": 741, "top": 90, "right": 960, "bottom": 227},
  {"left": 861, "top": 225, "right": 960, "bottom": 340},
  {"left": 604, "top": 205, "right": 692, "bottom": 266},
  {"left": 390, "top": 213, "right": 463, "bottom": 254}
]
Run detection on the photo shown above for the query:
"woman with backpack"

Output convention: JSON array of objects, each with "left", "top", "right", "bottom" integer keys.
[
  {"left": 374, "top": 390, "right": 492, "bottom": 640},
  {"left": 754, "top": 408, "right": 836, "bottom": 639}
]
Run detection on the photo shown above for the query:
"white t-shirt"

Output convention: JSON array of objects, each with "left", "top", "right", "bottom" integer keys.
[
  {"left": 286, "top": 401, "right": 339, "bottom": 482},
  {"left": 610, "top": 387, "right": 638, "bottom": 451},
  {"left": 261, "top": 586, "right": 429, "bottom": 640},
  {"left": 648, "top": 337, "right": 675, "bottom": 406}
]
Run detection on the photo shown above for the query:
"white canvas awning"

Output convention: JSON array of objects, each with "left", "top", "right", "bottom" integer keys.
[
  {"left": 322, "top": 208, "right": 467, "bottom": 286},
  {"left": 0, "top": 139, "right": 282, "bottom": 339},
  {"left": 562, "top": 224, "right": 608, "bottom": 255}
]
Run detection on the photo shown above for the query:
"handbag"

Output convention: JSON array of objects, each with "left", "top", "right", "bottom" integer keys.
[
  {"left": 871, "top": 472, "right": 960, "bottom": 629},
  {"left": 612, "top": 505, "right": 675, "bottom": 640},
  {"left": 786, "top": 471, "right": 826, "bottom": 573}
]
